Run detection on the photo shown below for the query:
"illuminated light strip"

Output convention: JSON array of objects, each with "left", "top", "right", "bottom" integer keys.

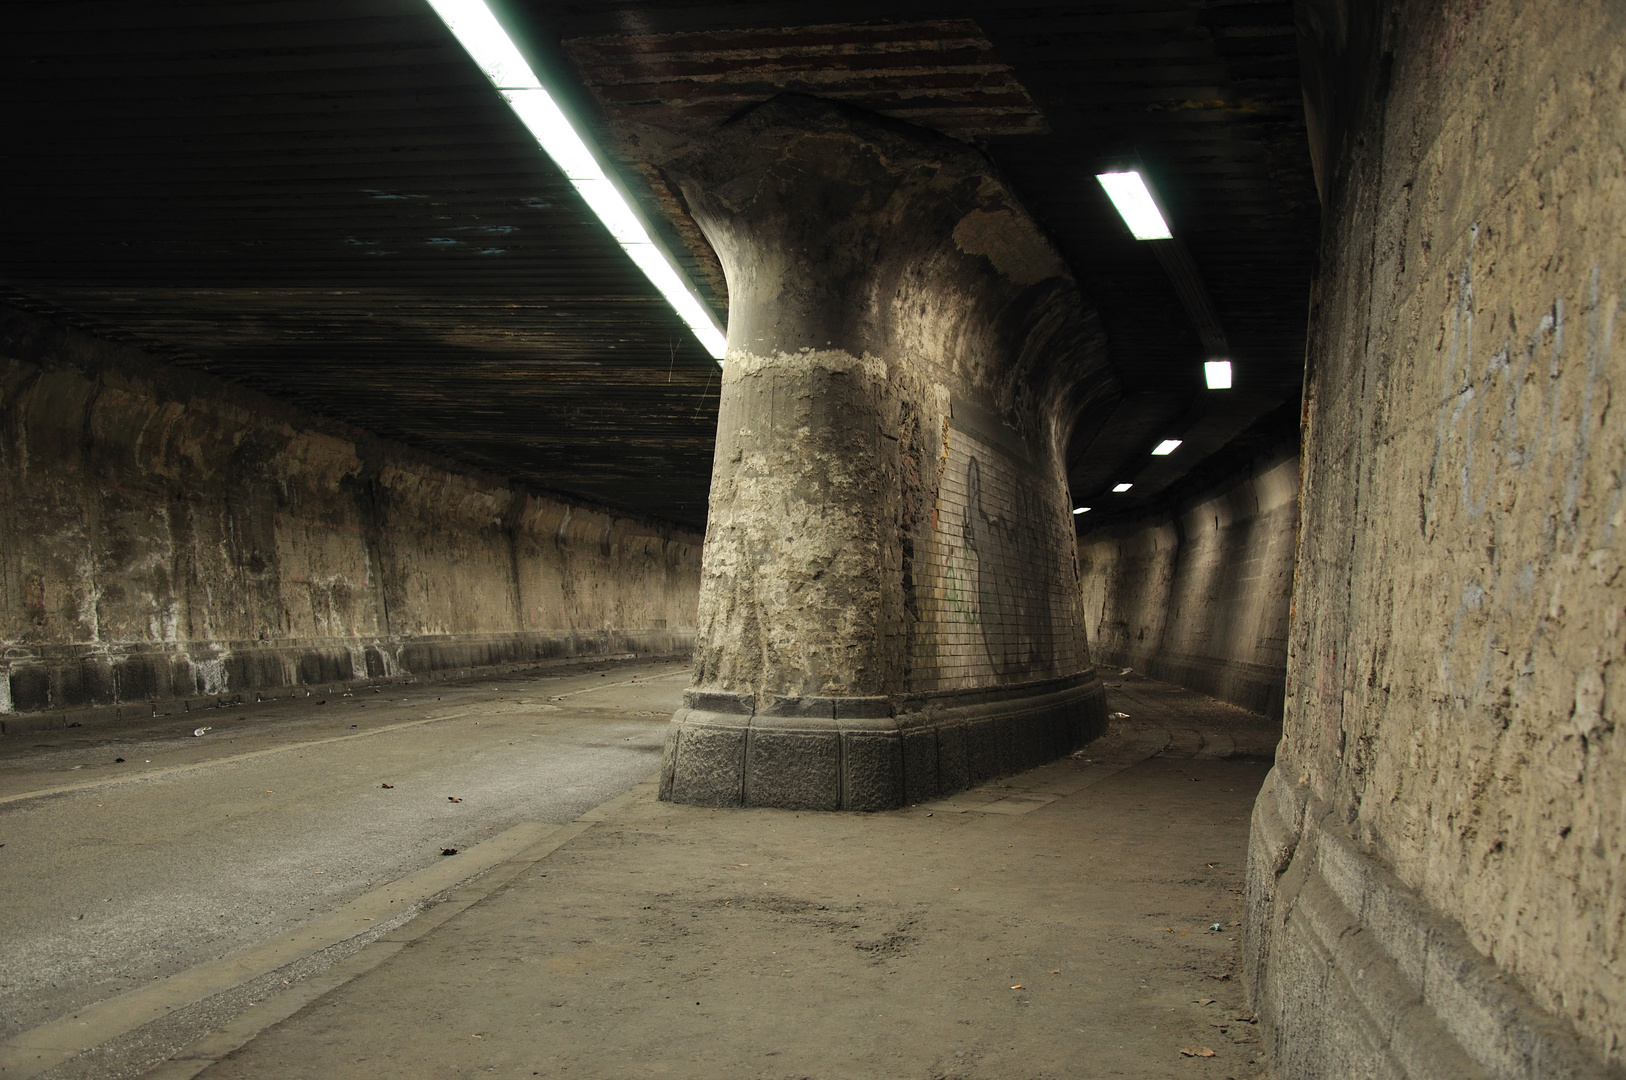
[
  {"left": 426, "top": 0, "right": 728, "bottom": 362},
  {"left": 1095, "top": 170, "right": 1172, "bottom": 241}
]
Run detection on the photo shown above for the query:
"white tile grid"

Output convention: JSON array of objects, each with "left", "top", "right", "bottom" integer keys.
[{"left": 908, "top": 429, "right": 1079, "bottom": 692}]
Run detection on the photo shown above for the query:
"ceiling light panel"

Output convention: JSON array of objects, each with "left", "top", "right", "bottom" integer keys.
[
  {"left": 1205, "top": 359, "right": 1234, "bottom": 389},
  {"left": 1112, "top": 483, "right": 1133, "bottom": 493},
  {"left": 1095, "top": 171, "right": 1172, "bottom": 241},
  {"left": 427, "top": 0, "right": 728, "bottom": 362},
  {"left": 1152, "top": 439, "right": 1182, "bottom": 456}
]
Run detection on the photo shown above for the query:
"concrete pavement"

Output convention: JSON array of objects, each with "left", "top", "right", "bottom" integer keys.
[
  {"left": 0, "top": 657, "right": 691, "bottom": 1074},
  {"left": 2, "top": 670, "right": 1278, "bottom": 1079}
]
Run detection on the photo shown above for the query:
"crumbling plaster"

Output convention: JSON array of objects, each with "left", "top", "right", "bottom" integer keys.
[
  {"left": 0, "top": 305, "right": 701, "bottom": 721},
  {"left": 657, "top": 98, "right": 1115, "bottom": 809},
  {"left": 1249, "top": 0, "right": 1626, "bottom": 1073}
]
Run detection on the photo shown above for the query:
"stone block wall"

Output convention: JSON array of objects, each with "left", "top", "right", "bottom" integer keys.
[
  {"left": 1078, "top": 450, "right": 1299, "bottom": 719},
  {"left": 0, "top": 305, "right": 702, "bottom": 725},
  {"left": 1247, "top": 1, "right": 1626, "bottom": 1075}
]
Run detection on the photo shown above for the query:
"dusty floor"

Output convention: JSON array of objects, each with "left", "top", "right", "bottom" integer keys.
[
  {"left": 1, "top": 671, "right": 1278, "bottom": 1080},
  {"left": 0, "top": 657, "right": 687, "bottom": 1049},
  {"left": 197, "top": 679, "right": 1277, "bottom": 1080}
]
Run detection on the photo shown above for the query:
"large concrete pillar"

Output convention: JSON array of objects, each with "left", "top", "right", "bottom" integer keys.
[{"left": 659, "top": 97, "right": 1115, "bottom": 811}]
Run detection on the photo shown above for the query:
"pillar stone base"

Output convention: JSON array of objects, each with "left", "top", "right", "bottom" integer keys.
[{"left": 659, "top": 672, "right": 1107, "bottom": 811}]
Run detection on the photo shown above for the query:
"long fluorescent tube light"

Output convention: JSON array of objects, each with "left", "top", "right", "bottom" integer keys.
[
  {"left": 1112, "top": 483, "right": 1133, "bottom": 493},
  {"left": 1152, "top": 439, "right": 1182, "bottom": 456},
  {"left": 1204, "top": 359, "right": 1233, "bottom": 389},
  {"left": 1096, "top": 171, "right": 1172, "bottom": 241},
  {"left": 426, "top": 0, "right": 728, "bottom": 363},
  {"left": 1072, "top": 506, "right": 1090, "bottom": 515}
]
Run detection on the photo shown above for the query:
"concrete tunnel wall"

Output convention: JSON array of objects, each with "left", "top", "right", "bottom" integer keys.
[
  {"left": 1077, "top": 448, "right": 1299, "bottom": 719},
  {"left": 0, "top": 304, "right": 703, "bottom": 728},
  {"left": 1246, "top": 1, "right": 1626, "bottom": 1077}
]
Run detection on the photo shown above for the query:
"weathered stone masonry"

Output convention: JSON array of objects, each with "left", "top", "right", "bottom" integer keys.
[
  {"left": 1079, "top": 448, "right": 1299, "bottom": 719},
  {"left": 657, "top": 98, "right": 1115, "bottom": 811},
  {"left": 0, "top": 305, "right": 702, "bottom": 727},
  {"left": 1246, "top": 2, "right": 1626, "bottom": 1076}
]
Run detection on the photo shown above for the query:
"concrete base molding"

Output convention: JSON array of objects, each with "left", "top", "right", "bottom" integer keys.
[
  {"left": 0, "top": 630, "right": 693, "bottom": 723},
  {"left": 1244, "top": 767, "right": 1615, "bottom": 1080},
  {"left": 659, "top": 672, "right": 1107, "bottom": 811}
]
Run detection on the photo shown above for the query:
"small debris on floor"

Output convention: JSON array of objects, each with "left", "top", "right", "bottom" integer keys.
[
  {"left": 381, "top": 783, "right": 394, "bottom": 789},
  {"left": 1210, "top": 923, "right": 1223, "bottom": 931},
  {"left": 1109, "top": 711, "right": 1130, "bottom": 720},
  {"left": 114, "top": 757, "right": 125, "bottom": 763},
  {"left": 1180, "top": 1046, "right": 1216, "bottom": 1058},
  {"left": 193, "top": 726, "right": 211, "bottom": 737},
  {"left": 448, "top": 796, "right": 462, "bottom": 802},
  {"left": 441, "top": 847, "right": 459, "bottom": 856}
]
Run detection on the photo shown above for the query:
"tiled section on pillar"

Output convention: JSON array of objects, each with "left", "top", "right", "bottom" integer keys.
[
  {"left": 660, "top": 97, "right": 1111, "bottom": 810},
  {"left": 908, "top": 427, "right": 1082, "bottom": 693}
]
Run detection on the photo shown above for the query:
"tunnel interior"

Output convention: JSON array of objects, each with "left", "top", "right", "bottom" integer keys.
[{"left": 2, "top": 2, "right": 1623, "bottom": 1078}]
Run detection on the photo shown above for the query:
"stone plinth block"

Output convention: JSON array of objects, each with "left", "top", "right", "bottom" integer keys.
[{"left": 660, "top": 674, "right": 1107, "bottom": 811}]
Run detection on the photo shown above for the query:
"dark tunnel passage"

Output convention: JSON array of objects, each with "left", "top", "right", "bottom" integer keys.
[{"left": 1, "top": 1, "right": 1622, "bottom": 1078}]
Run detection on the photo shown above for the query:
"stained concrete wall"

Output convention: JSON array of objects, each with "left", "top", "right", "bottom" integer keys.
[
  {"left": 658, "top": 98, "right": 1112, "bottom": 810},
  {"left": 0, "top": 305, "right": 702, "bottom": 725},
  {"left": 1246, "top": 1, "right": 1626, "bottom": 1076},
  {"left": 1078, "top": 450, "right": 1299, "bottom": 718}
]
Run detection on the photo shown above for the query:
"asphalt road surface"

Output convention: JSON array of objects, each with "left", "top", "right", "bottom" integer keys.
[{"left": 0, "top": 657, "right": 685, "bottom": 1044}]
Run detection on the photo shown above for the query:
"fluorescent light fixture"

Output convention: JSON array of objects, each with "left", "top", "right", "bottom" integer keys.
[
  {"left": 427, "top": 0, "right": 728, "bottom": 362},
  {"left": 1152, "top": 439, "right": 1182, "bottom": 456},
  {"left": 1112, "top": 483, "right": 1133, "bottom": 493},
  {"left": 1204, "top": 359, "right": 1234, "bottom": 389},
  {"left": 1096, "top": 171, "right": 1172, "bottom": 241},
  {"left": 1072, "top": 506, "right": 1090, "bottom": 515}
]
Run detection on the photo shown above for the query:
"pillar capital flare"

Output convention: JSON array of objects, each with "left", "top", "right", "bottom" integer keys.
[{"left": 660, "top": 96, "right": 1113, "bottom": 809}]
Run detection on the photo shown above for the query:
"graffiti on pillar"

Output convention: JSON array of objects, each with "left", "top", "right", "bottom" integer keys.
[
  {"left": 908, "top": 428, "right": 1078, "bottom": 692},
  {"left": 962, "top": 457, "right": 1053, "bottom": 676}
]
